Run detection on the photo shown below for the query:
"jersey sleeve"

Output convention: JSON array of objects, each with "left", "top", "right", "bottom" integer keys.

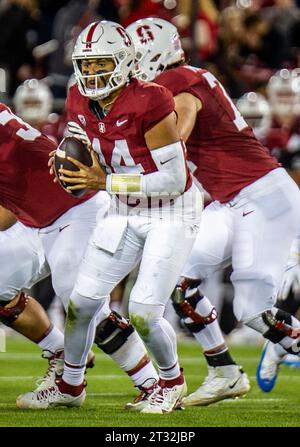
[
  {"left": 139, "top": 83, "right": 175, "bottom": 134},
  {"left": 0, "top": 103, "right": 16, "bottom": 142},
  {"left": 156, "top": 66, "right": 203, "bottom": 98},
  {"left": 155, "top": 69, "right": 189, "bottom": 96}
]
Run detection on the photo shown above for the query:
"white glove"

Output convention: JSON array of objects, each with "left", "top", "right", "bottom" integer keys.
[
  {"left": 278, "top": 262, "right": 300, "bottom": 301},
  {"left": 67, "top": 121, "right": 91, "bottom": 147}
]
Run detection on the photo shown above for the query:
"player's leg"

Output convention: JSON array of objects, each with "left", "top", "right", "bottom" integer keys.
[
  {"left": 127, "top": 216, "right": 200, "bottom": 414},
  {"left": 46, "top": 196, "right": 159, "bottom": 392},
  {"left": 171, "top": 203, "right": 250, "bottom": 405},
  {"left": 0, "top": 224, "right": 67, "bottom": 396},
  {"left": 0, "top": 223, "right": 64, "bottom": 352},
  {"left": 229, "top": 169, "right": 300, "bottom": 391},
  {"left": 16, "top": 216, "right": 158, "bottom": 409},
  {"left": 257, "top": 235, "right": 300, "bottom": 390}
]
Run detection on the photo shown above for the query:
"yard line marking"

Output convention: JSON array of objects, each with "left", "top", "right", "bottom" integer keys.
[
  {"left": 0, "top": 374, "right": 123, "bottom": 380},
  {"left": 1, "top": 374, "right": 300, "bottom": 381},
  {"left": 218, "top": 398, "right": 284, "bottom": 403},
  {"left": 88, "top": 392, "right": 129, "bottom": 397}
]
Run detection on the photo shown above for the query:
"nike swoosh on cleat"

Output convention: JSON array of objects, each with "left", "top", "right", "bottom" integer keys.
[
  {"left": 229, "top": 377, "right": 241, "bottom": 389},
  {"left": 59, "top": 224, "right": 70, "bottom": 232},
  {"left": 242, "top": 210, "right": 255, "bottom": 217}
]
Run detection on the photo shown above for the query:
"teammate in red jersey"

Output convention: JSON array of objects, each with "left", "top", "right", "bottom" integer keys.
[
  {"left": 0, "top": 103, "right": 160, "bottom": 407},
  {"left": 18, "top": 20, "right": 202, "bottom": 414},
  {"left": 13, "top": 78, "right": 70, "bottom": 322},
  {"left": 127, "top": 17, "right": 300, "bottom": 405}
]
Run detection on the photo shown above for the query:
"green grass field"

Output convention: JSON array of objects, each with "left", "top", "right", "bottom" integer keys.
[{"left": 1, "top": 336, "right": 300, "bottom": 427}]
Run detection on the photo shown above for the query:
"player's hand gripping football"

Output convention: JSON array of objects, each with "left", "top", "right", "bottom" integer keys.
[{"left": 57, "top": 149, "right": 107, "bottom": 191}]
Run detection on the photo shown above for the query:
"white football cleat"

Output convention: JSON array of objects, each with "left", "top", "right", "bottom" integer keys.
[
  {"left": 182, "top": 365, "right": 250, "bottom": 406},
  {"left": 34, "top": 349, "right": 95, "bottom": 392},
  {"left": 141, "top": 369, "right": 187, "bottom": 414},
  {"left": 125, "top": 378, "right": 158, "bottom": 411},
  {"left": 35, "top": 349, "right": 64, "bottom": 391},
  {"left": 16, "top": 379, "right": 86, "bottom": 410}
]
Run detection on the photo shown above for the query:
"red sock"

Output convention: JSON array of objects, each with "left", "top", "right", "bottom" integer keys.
[{"left": 57, "top": 378, "right": 85, "bottom": 396}]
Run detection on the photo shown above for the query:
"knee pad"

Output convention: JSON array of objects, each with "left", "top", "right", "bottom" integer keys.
[
  {"left": 94, "top": 311, "right": 134, "bottom": 354},
  {"left": 0, "top": 292, "right": 28, "bottom": 326},
  {"left": 171, "top": 279, "right": 217, "bottom": 333},
  {"left": 245, "top": 308, "right": 300, "bottom": 343}
]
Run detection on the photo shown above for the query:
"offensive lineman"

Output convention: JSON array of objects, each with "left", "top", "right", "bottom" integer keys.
[{"left": 127, "top": 17, "right": 300, "bottom": 407}]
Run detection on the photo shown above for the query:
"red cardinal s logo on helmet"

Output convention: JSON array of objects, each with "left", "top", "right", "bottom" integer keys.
[{"left": 136, "top": 25, "right": 154, "bottom": 44}]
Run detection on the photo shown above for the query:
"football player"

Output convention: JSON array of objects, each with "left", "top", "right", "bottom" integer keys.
[
  {"left": 254, "top": 69, "right": 300, "bottom": 391},
  {"left": 17, "top": 20, "right": 202, "bottom": 414},
  {"left": 236, "top": 92, "right": 271, "bottom": 141},
  {"left": 0, "top": 103, "right": 159, "bottom": 406},
  {"left": 127, "top": 17, "right": 300, "bottom": 406},
  {"left": 13, "top": 78, "right": 66, "bottom": 144}
]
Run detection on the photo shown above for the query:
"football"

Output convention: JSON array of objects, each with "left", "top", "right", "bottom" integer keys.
[{"left": 54, "top": 136, "right": 92, "bottom": 198}]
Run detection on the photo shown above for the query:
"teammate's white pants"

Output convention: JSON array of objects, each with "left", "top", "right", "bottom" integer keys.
[
  {"left": 182, "top": 168, "right": 300, "bottom": 322},
  {"left": 0, "top": 192, "right": 110, "bottom": 308},
  {"left": 68, "top": 186, "right": 202, "bottom": 370}
]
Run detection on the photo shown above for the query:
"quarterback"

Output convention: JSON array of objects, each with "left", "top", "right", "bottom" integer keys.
[
  {"left": 0, "top": 103, "right": 160, "bottom": 406},
  {"left": 18, "top": 20, "right": 202, "bottom": 414}
]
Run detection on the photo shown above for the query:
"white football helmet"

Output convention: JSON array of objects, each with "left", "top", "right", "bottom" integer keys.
[
  {"left": 72, "top": 20, "right": 135, "bottom": 100},
  {"left": 267, "top": 69, "right": 300, "bottom": 117},
  {"left": 236, "top": 92, "right": 271, "bottom": 139},
  {"left": 13, "top": 79, "right": 53, "bottom": 124},
  {"left": 126, "top": 18, "right": 184, "bottom": 82}
]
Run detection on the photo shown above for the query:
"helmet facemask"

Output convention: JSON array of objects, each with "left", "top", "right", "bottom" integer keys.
[{"left": 73, "top": 51, "right": 130, "bottom": 100}]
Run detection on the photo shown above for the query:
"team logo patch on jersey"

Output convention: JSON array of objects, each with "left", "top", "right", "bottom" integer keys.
[
  {"left": 78, "top": 115, "right": 86, "bottom": 126},
  {"left": 98, "top": 122, "right": 106, "bottom": 133}
]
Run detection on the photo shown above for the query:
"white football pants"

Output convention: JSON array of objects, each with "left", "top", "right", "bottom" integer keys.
[
  {"left": 0, "top": 191, "right": 110, "bottom": 308},
  {"left": 182, "top": 168, "right": 300, "bottom": 322},
  {"left": 69, "top": 185, "right": 202, "bottom": 370}
]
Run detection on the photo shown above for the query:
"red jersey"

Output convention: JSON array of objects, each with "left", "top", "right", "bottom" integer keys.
[
  {"left": 66, "top": 79, "right": 192, "bottom": 196},
  {"left": 0, "top": 104, "right": 94, "bottom": 228},
  {"left": 155, "top": 65, "right": 279, "bottom": 203}
]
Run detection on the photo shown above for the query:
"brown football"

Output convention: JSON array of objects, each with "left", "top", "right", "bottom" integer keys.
[{"left": 54, "top": 137, "right": 92, "bottom": 198}]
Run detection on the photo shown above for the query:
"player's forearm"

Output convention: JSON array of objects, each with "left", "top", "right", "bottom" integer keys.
[{"left": 106, "top": 141, "right": 187, "bottom": 195}]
